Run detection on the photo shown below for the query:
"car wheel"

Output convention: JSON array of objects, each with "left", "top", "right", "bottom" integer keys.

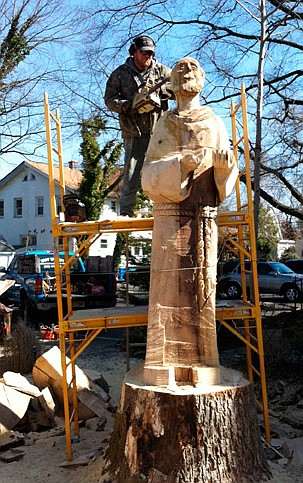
[
  {"left": 225, "top": 282, "right": 242, "bottom": 299},
  {"left": 283, "top": 285, "right": 299, "bottom": 302}
]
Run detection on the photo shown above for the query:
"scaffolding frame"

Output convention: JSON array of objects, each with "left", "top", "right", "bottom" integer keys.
[
  {"left": 44, "top": 86, "right": 270, "bottom": 461},
  {"left": 218, "top": 85, "right": 270, "bottom": 444}
]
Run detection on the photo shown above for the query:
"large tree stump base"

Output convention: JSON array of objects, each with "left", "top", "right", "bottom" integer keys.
[{"left": 106, "top": 364, "right": 271, "bottom": 483}]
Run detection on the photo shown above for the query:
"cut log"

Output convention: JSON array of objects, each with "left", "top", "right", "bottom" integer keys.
[
  {"left": 3, "top": 371, "right": 41, "bottom": 397},
  {"left": 78, "top": 388, "right": 109, "bottom": 418},
  {"left": 32, "top": 346, "right": 109, "bottom": 420},
  {"left": 0, "top": 382, "right": 31, "bottom": 434},
  {"left": 39, "top": 387, "right": 56, "bottom": 422},
  {"left": 106, "top": 364, "right": 271, "bottom": 483},
  {"left": 32, "top": 346, "right": 90, "bottom": 404}
]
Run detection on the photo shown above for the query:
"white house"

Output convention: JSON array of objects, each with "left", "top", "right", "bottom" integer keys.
[{"left": 0, "top": 160, "right": 120, "bottom": 256}]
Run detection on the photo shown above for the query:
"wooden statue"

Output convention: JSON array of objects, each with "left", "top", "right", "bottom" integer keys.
[
  {"left": 141, "top": 57, "right": 238, "bottom": 386},
  {"left": 106, "top": 59, "right": 270, "bottom": 483}
]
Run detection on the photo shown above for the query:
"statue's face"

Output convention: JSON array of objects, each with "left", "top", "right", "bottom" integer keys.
[{"left": 171, "top": 58, "right": 204, "bottom": 95}]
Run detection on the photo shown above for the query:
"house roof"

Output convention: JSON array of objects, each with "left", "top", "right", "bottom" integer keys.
[
  {"left": 24, "top": 160, "right": 82, "bottom": 191},
  {"left": 0, "top": 160, "right": 123, "bottom": 198},
  {"left": 106, "top": 167, "right": 123, "bottom": 198},
  {"left": 0, "top": 160, "right": 82, "bottom": 192}
]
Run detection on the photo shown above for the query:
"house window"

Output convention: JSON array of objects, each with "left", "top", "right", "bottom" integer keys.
[
  {"left": 100, "top": 239, "right": 108, "bottom": 249},
  {"left": 30, "top": 174, "right": 36, "bottom": 181},
  {"left": 20, "top": 234, "right": 37, "bottom": 247},
  {"left": 110, "top": 200, "right": 116, "bottom": 212},
  {"left": 14, "top": 198, "right": 22, "bottom": 217},
  {"left": 0, "top": 200, "right": 4, "bottom": 218},
  {"left": 22, "top": 175, "right": 28, "bottom": 182},
  {"left": 56, "top": 196, "right": 62, "bottom": 215},
  {"left": 35, "top": 197, "right": 44, "bottom": 216}
]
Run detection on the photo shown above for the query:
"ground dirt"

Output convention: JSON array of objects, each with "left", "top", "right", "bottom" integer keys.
[{"left": 0, "top": 307, "right": 303, "bottom": 482}]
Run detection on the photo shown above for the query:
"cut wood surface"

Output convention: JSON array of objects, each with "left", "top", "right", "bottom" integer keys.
[
  {"left": 0, "top": 382, "right": 31, "bottom": 434},
  {"left": 32, "top": 345, "right": 109, "bottom": 420},
  {"left": 3, "top": 371, "right": 41, "bottom": 397}
]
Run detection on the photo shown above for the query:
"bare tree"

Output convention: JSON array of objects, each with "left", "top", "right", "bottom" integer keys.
[
  {"left": 81, "top": 0, "right": 303, "bottom": 229},
  {"left": 0, "top": 0, "right": 87, "bottom": 167}
]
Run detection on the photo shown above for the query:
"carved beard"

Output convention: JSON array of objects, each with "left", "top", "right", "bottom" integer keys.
[{"left": 173, "top": 78, "right": 202, "bottom": 95}]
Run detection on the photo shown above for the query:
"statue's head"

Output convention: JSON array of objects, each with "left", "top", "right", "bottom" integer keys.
[{"left": 170, "top": 57, "right": 205, "bottom": 96}]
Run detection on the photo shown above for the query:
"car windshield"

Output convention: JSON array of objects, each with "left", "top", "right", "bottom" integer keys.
[{"left": 270, "top": 262, "right": 294, "bottom": 274}]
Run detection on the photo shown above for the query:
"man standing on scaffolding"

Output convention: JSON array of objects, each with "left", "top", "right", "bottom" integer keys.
[{"left": 104, "top": 35, "right": 173, "bottom": 217}]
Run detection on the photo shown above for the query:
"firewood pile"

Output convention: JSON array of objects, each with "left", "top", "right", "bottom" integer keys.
[{"left": 0, "top": 346, "right": 111, "bottom": 463}]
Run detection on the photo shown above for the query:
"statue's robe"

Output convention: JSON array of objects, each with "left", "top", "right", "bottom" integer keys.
[{"left": 142, "top": 107, "right": 238, "bottom": 385}]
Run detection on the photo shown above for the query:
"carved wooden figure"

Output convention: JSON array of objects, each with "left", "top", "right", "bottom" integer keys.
[{"left": 141, "top": 57, "right": 238, "bottom": 386}]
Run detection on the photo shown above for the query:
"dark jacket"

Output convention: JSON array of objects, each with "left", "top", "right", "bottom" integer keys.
[{"left": 104, "top": 57, "right": 172, "bottom": 138}]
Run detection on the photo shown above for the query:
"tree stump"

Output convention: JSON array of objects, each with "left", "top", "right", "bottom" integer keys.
[{"left": 106, "top": 364, "right": 271, "bottom": 483}]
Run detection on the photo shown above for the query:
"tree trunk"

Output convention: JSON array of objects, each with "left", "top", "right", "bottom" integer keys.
[{"left": 106, "top": 364, "right": 271, "bottom": 483}]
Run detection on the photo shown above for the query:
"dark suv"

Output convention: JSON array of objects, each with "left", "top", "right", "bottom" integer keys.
[{"left": 217, "top": 260, "right": 303, "bottom": 302}]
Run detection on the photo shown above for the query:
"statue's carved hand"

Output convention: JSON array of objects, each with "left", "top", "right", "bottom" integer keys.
[
  {"left": 213, "top": 150, "right": 235, "bottom": 168},
  {"left": 213, "top": 149, "right": 238, "bottom": 202}
]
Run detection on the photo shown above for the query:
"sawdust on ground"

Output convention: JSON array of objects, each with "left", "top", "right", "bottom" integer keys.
[{"left": 0, "top": 336, "right": 302, "bottom": 483}]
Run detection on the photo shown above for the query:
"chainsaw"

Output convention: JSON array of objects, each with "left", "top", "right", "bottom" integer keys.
[{"left": 132, "top": 77, "right": 170, "bottom": 114}]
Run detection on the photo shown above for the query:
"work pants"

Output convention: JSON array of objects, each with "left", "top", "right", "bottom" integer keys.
[{"left": 120, "top": 134, "right": 150, "bottom": 216}]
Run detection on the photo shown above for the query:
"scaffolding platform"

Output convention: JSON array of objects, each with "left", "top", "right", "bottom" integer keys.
[{"left": 64, "top": 300, "right": 257, "bottom": 331}]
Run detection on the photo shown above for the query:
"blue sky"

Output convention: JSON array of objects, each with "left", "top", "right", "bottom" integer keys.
[{"left": 0, "top": 1, "right": 245, "bottom": 180}]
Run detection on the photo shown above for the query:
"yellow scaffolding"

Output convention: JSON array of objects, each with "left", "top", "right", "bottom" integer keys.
[
  {"left": 218, "top": 85, "right": 270, "bottom": 446},
  {"left": 44, "top": 86, "right": 270, "bottom": 461}
]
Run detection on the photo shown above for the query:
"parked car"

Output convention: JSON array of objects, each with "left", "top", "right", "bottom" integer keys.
[
  {"left": 217, "top": 260, "right": 303, "bottom": 302},
  {"left": 283, "top": 259, "right": 303, "bottom": 274},
  {"left": 0, "top": 250, "right": 117, "bottom": 325}
]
